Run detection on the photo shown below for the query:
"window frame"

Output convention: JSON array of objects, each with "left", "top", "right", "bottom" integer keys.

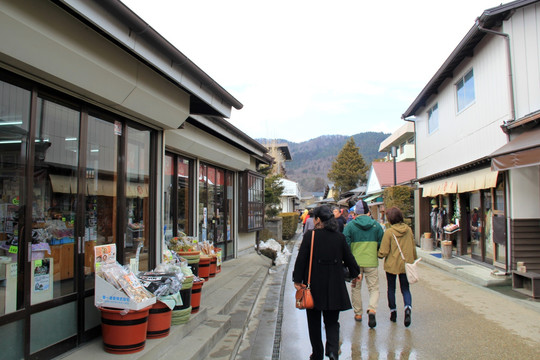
[
  {"left": 427, "top": 103, "right": 439, "bottom": 134},
  {"left": 456, "top": 69, "right": 475, "bottom": 112},
  {"left": 238, "top": 170, "right": 265, "bottom": 232}
]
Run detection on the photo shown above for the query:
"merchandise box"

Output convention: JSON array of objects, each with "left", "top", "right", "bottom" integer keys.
[
  {"left": 94, "top": 275, "right": 155, "bottom": 311},
  {"left": 94, "top": 243, "right": 155, "bottom": 311}
]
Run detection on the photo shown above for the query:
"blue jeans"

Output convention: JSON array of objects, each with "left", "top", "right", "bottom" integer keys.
[{"left": 386, "top": 272, "right": 412, "bottom": 310}]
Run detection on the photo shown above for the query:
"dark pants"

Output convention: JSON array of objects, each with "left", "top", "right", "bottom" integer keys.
[
  {"left": 306, "top": 308, "right": 340, "bottom": 359},
  {"left": 386, "top": 272, "right": 412, "bottom": 310}
]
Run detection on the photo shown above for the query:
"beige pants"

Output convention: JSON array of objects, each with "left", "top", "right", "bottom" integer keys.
[{"left": 351, "top": 266, "right": 379, "bottom": 315}]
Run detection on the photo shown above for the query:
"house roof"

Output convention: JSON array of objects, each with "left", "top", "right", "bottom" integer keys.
[
  {"left": 402, "top": 0, "right": 538, "bottom": 119},
  {"left": 371, "top": 162, "right": 417, "bottom": 187}
]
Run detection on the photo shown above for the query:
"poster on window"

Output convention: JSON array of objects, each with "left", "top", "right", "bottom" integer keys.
[{"left": 33, "top": 259, "right": 50, "bottom": 292}]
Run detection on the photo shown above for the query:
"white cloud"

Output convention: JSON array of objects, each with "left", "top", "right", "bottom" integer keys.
[{"left": 121, "top": 0, "right": 503, "bottom": 142}]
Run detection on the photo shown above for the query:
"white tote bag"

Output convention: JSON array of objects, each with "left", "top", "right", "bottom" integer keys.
[{"left": 393, "top": 234, "right": 421, "bottom": 284}]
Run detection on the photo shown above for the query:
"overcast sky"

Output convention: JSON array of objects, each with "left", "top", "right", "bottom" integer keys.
[{"left": 121, "top": 0, "right": 503, "bottom": 143}]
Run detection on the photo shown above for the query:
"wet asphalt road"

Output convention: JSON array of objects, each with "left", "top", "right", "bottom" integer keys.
[{"left": 280, "top": 241, "right": 540, "bottom": 360}]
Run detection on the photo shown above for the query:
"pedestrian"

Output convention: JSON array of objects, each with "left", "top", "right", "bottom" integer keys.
[
  {"left": 303, "top": 210, "right": 315, "bottom": 235},
  {"left": 293, "top": 205, "right": 360, "bottom": 360},
  {"left": 377, "top": 207, "right": 418, "bottom": 327},
  {"left": 343, "top": 199, "right": 384, "bottom": 328},
  {"left": 332, "top": 207, "right": 346, "bottom": 232},
  {"left": 302, "top": 209, "right": 309, "bottom": 231}
]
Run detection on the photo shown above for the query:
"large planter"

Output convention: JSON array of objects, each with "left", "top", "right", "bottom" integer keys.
[
  {"left": 177, "top": 250, "right": 201, "bottom": 277},
  {"left": 191, "top": 279, "right": 205, "bottom": 313},
  {"left": 198, "top": 256, "right": 211, "bottom": 280},
  {"left": 172, "top": 276, "right": 193, "bottom": 325},
  {"left": 99, "top": 306, "right": 151, "bottom": 354},
  {"left": 209, "top": 255, "right": 217, "bottom": 278},
  {"left": 147, "top": 301, "right": 172, "bottom": 339}
]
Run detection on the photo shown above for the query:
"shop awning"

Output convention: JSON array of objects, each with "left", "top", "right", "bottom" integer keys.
[
  {"left": 363, "top": 193, "right": 382, "bottom": 202},
  {"left": 490, "top": 126, "right": 540, "bottom": 171},
  {"left": 421, "top": 167, "right": 498, "bottom": 197},
  {"left": 87, "top": 179, "right": 116, "bottom": 197},
  {"left": 49, "top": 174, "right": 77, "bottom": 194},
  {"left": 337, "top": 196, "right": 352, "bottom": 206}
]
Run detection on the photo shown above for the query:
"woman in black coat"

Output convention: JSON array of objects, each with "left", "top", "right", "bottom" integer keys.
[{"left": 293, "top": 205, "right": 361, "bottom": 360}]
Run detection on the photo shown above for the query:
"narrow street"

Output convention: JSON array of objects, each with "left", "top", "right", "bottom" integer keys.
[{"left": 279, "top": 239, "right": 540, "bottom": 360}]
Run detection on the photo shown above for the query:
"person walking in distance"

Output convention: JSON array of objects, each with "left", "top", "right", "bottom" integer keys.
[
  {"left": 343, "top": 200, "right": 383, "bottom": 328},
  {"left": 378, "top": 207, "right": 418, "bottom": 327},
  {"left": 333, "top": 207, "right": 346, "bottom": 232},
  {"left": 293, "top": 205, "right": 360, "bottom": 360}
]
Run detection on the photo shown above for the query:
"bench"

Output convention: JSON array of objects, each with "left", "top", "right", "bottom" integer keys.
[{"left": 512, "top": 270, "right": 540, "bottom": 298}]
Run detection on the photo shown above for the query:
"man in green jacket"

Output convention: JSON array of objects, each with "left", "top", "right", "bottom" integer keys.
[{"left": 344, "top": 200, "right": 384, "bottom": 328}]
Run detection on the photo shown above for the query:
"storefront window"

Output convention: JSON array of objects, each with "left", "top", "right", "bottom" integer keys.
[
  {"left": 32, "top": 97, "right": 80, "bottom": 303},
  {"left": 239, "top": 171, "right": 264, "bottom": 232},
  {"left": 164, "top": 153, "right": 193, "bottom": 240},
  {"left": 470, "top": 191, "right": 481, "bottom": 258},
  {"left": 85, "top": 115, "right": 119, "bottom": 289},
  {"left": 225, "top": 172, "right": 234, "bottom": 259},
  {"left": 164, "top": 154, "right": 174, "bottom": 241},
  {"left": 484, "top": 191, "right": 493, "bottom": 262},
  {"left": 177, "top": 157, "right": 192, "bottom": 236},
  {"left": 0, "top": 79, "right": 30, "bottom": 314},
  {"left": 494, "top": 182, "right": 506, "bottom": 264},
  {"left": 125, "top": 126, "right": 151, "bottom": 271},
  {"left": 199, "top": 164, "right": 207, "bottom": 241}
]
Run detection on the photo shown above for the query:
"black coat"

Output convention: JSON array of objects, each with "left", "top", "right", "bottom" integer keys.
[{"left": 293, "top": 228, "right": 360, "bottom": 311}]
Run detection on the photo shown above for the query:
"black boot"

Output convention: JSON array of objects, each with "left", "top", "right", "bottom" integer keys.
[
  {"left": 404, "top": 308, "right": 411, "bottom": 327},
  {"left": 390, "top": 310, "right": 397, "bottom": 322}
]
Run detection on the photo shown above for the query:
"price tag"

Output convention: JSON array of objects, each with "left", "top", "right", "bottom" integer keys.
[{"left": 9, "top": 245, "right": 18, "bottom": 254}]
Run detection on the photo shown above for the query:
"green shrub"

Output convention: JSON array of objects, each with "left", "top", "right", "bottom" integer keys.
[{"left": 279, "top": 212, "right": 299, "bottom": 240}]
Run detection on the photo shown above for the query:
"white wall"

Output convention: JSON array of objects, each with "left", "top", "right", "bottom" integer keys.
[
  {"left": 507, "top": 3, "right": 540, "bottom": 119},
  {"left": 415, "top": 37, "right": 510, "bottom": 179},
  {"left": 0, "top": 0, "right": 190, "bottom": 130},
  {"left": 508, "top": 166, "right": 540, "bottom": 219},
  {"left": 237, "top": 232, "right": 257, "bottom": 255}
]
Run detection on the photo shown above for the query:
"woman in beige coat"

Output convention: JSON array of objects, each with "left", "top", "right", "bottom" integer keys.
[{"left": 378, "top": 207, "right": 417, "bottom": 327}]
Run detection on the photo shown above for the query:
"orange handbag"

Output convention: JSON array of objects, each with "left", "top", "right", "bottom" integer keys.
[{"left": 295, "top": 231, "right": 315, "bottom": 309}]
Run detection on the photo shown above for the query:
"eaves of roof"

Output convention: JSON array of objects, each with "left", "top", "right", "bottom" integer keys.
[
  {"left": 187, "top": 115, "right": 270, "bottom": 164},
  {"left": 57, "top": 0, "right": 243, "bottom": 115},
  {"left": 402, "top": 0, "right": 538, "bottom": 119}
]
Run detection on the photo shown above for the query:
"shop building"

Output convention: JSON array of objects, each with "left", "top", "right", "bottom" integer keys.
[
  {"left": 0, "top": 0, "right": 270, "bottom": 358},
  {"left": 402, "top": 0, "right": 540, "bottom": 273}
]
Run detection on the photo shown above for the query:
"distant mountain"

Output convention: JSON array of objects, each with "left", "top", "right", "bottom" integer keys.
[{"left": 258, "top": 132, "right": 389, "bottom": 195}]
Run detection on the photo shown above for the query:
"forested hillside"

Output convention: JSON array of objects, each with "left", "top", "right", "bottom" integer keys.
[{"left": 259, "top": 132, "right": 389, "bottom": 194}]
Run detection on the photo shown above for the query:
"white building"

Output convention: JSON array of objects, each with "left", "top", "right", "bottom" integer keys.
[{"left": 402, "top": 0, "right": 540, "bottom": 275}]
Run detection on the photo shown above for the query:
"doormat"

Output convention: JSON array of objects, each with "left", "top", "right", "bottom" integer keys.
[{"left": 430, "top": 253, "right": 442, "bottom": 258}]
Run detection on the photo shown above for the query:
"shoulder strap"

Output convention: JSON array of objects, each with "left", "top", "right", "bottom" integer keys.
[
  {"left": 392, "top": 233, "right": 406, "bottom": 260},
  {"left": 307, "top": 230, "right": 315, "bottom": 287}
]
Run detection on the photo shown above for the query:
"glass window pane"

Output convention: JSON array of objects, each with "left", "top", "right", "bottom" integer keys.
[
  {"left": 0, "top": 79, "right": 30, "bottom": 314},
  {"left": 33, "top": 97, "right": 80, "bottom": 303},
  {"left": 125, "top": 126, "right": 150, "bottom": 271},
  {"left": 164, "top": 155, "right": 174, "bottom": 241},
  {"left": 177, "top": 156, "right": 191, "bottom": 236},
  {"left": 85, "top": 115, "right": 119, "bottom": 290},
  {"left": 198, "top": 164, "right": 207, "bottom": 242}
]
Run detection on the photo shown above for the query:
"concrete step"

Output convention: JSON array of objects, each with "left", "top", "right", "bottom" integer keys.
[{"left": 55, "top": 251, "right": 273, "bottom": 360}]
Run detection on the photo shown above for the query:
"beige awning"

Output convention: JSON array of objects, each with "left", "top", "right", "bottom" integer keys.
[
  {"left": 491, "top": 126, "right": 540, "bottom": 171},
  {"left": 49, "top": 174, "right": 77, "bottom": 194},
  {"left": 422, "top": 167, "right": 498, "bottom": 197},
  {"left": 87, "top": 178, "right": 116, "bottom": 197}
]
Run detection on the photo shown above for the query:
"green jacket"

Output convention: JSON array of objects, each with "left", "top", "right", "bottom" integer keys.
[{"left": 343, "top": 215, "right": 384, "bottom": 268}]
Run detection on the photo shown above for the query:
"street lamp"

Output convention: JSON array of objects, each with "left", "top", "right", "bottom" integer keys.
[{"left": 391, "top": 146, "right": 397, "bottom": 186}]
